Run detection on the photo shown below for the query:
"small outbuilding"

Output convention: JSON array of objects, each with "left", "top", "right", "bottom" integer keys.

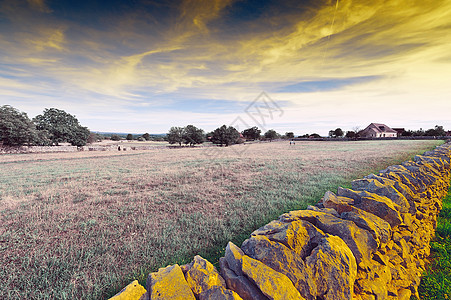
[{"left": 359, "top": 123, "right": 397, "bottom": 138}]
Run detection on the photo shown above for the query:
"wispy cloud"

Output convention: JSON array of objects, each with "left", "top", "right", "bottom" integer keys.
[{"left": 26, "top": 0, "right": 52, "bottom": 13}]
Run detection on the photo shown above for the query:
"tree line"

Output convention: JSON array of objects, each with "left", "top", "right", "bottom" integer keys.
[
  {"left": 113, "top": 125, "right": 450, "bottom": 144},
  {"left": 3, "top": 104, "right": 448, "bottom": 148},
  {"left": 0, "top": 105, "right": 287, "bottom": 148},
  {"left": 108, "top": 133, "right": 165, "bottom": 142},
  {"left": 0, "top": 105, "right": 90, "bottom": 147},
  {"left": 166, "top": 125, "right": 286, "bottom": 147},
  {"left": 324, "top": 125, "right": 448, "bottom": 139},
  {"left": 400, "top": 126, "right": 447, "bottom": 137}
]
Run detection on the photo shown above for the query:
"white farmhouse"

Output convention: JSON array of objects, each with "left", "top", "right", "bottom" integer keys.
[{"left": 359, "top": 123, "right": 397, "bottom": 138}]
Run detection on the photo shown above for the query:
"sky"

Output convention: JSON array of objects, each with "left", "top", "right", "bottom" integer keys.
[{"left": 1, "top": 0, "right": 451, "bottom": 135}]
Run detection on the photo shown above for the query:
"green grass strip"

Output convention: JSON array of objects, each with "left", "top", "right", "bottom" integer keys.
[{"left": 417, "top": 183, "right": 451, "bottom": 299}]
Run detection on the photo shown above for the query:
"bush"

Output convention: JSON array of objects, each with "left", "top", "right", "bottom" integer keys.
[{"left": 111, "top": 134, "right": 121, "bottom": 141}]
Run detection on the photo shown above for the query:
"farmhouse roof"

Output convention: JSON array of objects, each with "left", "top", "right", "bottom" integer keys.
[{"left": 366, "top": 123, "right": 397, "bottom": 134}]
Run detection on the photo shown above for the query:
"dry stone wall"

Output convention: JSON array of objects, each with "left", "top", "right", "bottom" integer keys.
[
  {"left": 0, "top": 145, "right": 79, "bottom": 154},
  {"left": 110, "top": 142, "right": 451, "bottom": 300}
]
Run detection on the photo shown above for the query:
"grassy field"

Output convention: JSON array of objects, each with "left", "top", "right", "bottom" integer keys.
[
  {"left": 417, "top": 182, "right": 451, "bottom": 299},
  {"left": 91, "top": 140, "right": 170, "bottom": 147},
  {"left": 0, "top": 140, "right": 444, "bottom": 299}
]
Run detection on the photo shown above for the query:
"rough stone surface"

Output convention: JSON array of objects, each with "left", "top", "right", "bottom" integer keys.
[
  {"left": 241, "top": 235, "right": 317, "bottom": 300},
  {"left": 198, "top": 286, "right": 243, "bottom": 300},
  {"left": 241, "top": 255, "right": 304, "bottom": 300},
  {"left": 398, "top": 288, "right": 412, "bottom": 300},
  {"left": 250, "top": 219, "right": 325, "bottom": 259},
  {"left": 280, "top": 210, "right": 378, "bottom": 268},
  {"left": 322, "top": 191, "right": 354, "bottom": 214},
  {"left": 146, "top": 264, "right": 196, "bottom": 300},
  {"left": 380, "top": 169, "right": 420, "bottom": 194},
  {"left": 365, "top": 174, "right": 415, "bottom": 201},
  {"left": 336, "top": 188, "right": 403, "bottom": 227},
  {"left": 184, "top": 255, "right": 226, "bottom": 295},
  {"left": 355, "top": 261, "right": 391, "bottom": 299},
  {"left": 351, "top": 178, "right": 410, "bottom": 212},
  {"left": 219, "top": 257, "right": 268, "bottom": 300},
  {"left": 340, "top": 206, "right": 391, "bottom": 246},
  {"left": 109, "top": 280, "right": 147, "bottom": 300},
  {"left": 139, "top": 293, "right": 148, "bottom": 300},
  {"left": 305, "top": 235, "right": 357, "bottom": 300},
  {"left": 306, "top": 205, "right": 340, "bottom": 217},
  {"left": 225, "top": 242, "right": 245, "bottom": 276}
]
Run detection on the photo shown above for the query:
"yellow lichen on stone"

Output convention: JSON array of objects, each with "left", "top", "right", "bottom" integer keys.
[
  {"left": 241, "top": 255, "right": 305, "bottom": 300},
  {"left": 185, "top": 255, "right": 226, "bottom": 295},
  {"left": 148, "top": 264, "right": 196, "bottom": 300},
  {"left": 109, "top": 280, "right": 146, "bottom": 300}
]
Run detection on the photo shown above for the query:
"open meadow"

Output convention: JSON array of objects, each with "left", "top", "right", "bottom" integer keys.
[{"left": 0, "top": 139, "right": 444, "bottom": 299}]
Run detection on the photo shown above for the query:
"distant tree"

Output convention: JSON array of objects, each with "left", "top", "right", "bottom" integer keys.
[
  {"left": 425, "top": 129, "right": 434, "bottom": 136},
  {"left": 412, "top": 128, "right": 425, "bottom": 136},
  {"left": 126, "top": 134, "right": 133, "bottom": 141},
  {"left": 87, "top": 132, "right": 95, "bottom": 144},
  {"left": 334, "top": 128, "right": 344, "bottom": 138},
  {"left": 402, "top": 130, "right": 413, "bottom": 137},
  {"left": 310, "top": 133, "right": 321, "bottom": 138},
  {"left": 211, "top": 125, "right": 240, "bottom": 146},
  {"left": 298, "top": 134, "right": 309, "bottom": 138},
  {"left": 345, "top": 131, "right": 356, "bottom": 138},
  {"left": 264, "top": 129, "right": 278, "bottom": 141},
  {"left": 110, "top": 134, "right": 121, "bottom": 141},
  {"left": 0, "top": 105, "right": 41, "bottom": 146},
  {"left": 182, "top": 125, "right": 205, "bottom": 146},
  {"left": 33, "top": 108, "right": 90, "bottom": 146},
  {"left": 87, "top": 132, "right": 102, "bottom": 144},
  {"left": 285, "top": 132, "right": 294, "bottom": 139},
  {"left": 328, "top": 130, "right": 335, "bottom": 138},
  {"left": 142, "top": 133, "right": 151, "bottom": 141},
  {"left": 167, "top": 126, "right": 184, "bottom": 146},
  {"left": 350, "top": 126, "right": 362, "bottom": 137},
  {"left": 242, "top": 126, "right": 261, "bottom": 140},
  {"left": 329, "top": 128, "right": 343, "bottom": 138},
  {"left": 425, "top": 125, "right": 446, "bottom": 137}
]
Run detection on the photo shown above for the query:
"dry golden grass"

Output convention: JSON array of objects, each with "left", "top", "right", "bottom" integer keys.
[{"left": 0, "top": 140, "right": 443, "bottom": 299}]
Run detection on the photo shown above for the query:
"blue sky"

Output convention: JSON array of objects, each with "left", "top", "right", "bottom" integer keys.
[{"left": 1, "top": 0, "right": 451, "bottom": 135}]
